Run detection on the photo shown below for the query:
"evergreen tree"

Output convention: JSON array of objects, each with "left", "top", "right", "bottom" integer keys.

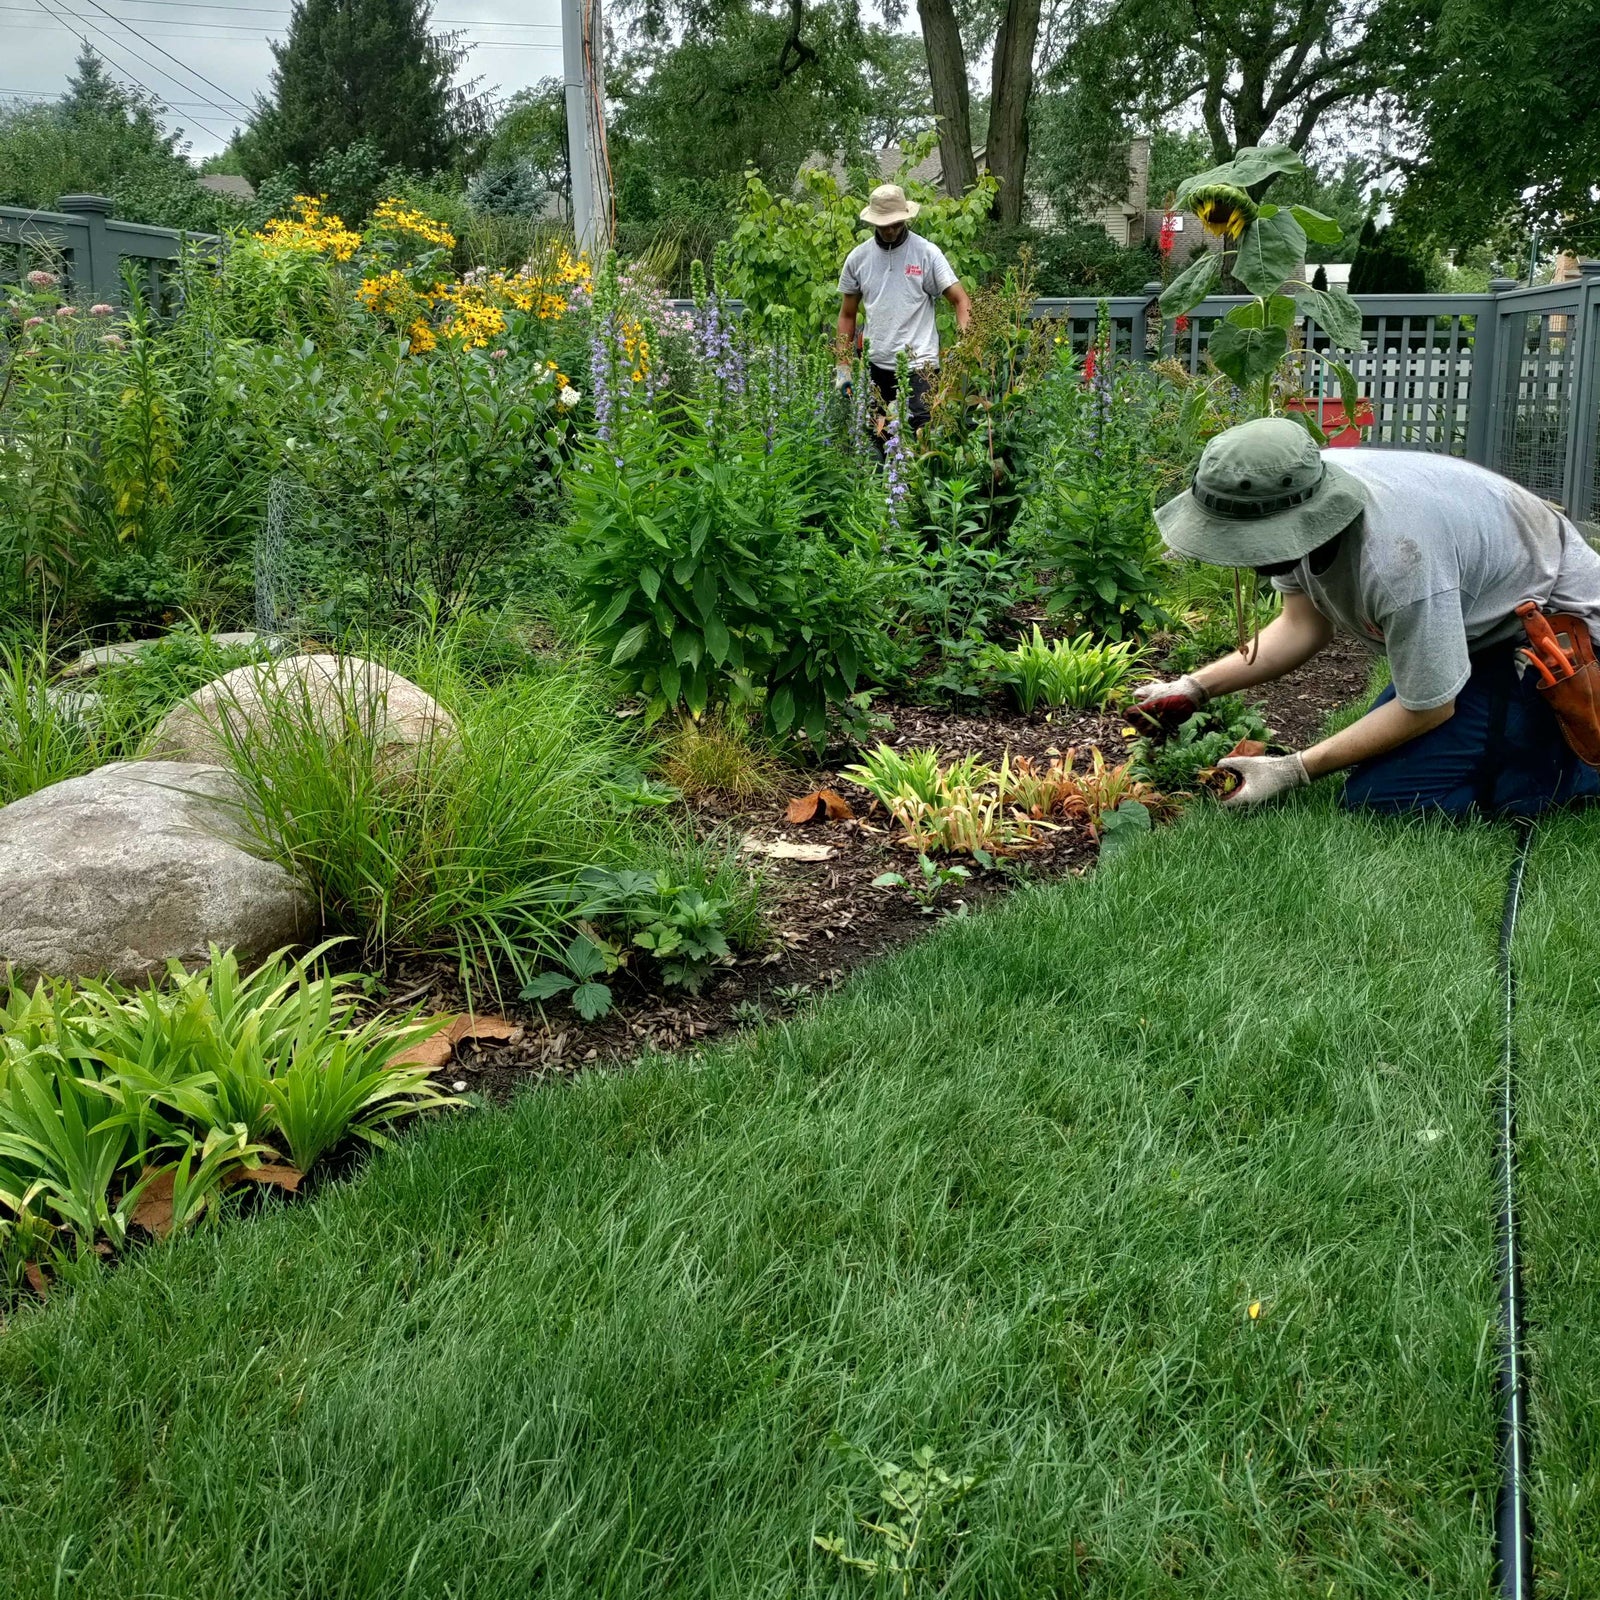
[
  {"left": 241, "top": 0, "right": 475, "bottom": 182},
  {"left": 1350, "top": 220, "right": 1427, "bottom": 295}
]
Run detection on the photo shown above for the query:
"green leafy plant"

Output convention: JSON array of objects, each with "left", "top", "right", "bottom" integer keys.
[
  {"left": 0, "top": 944, "right": 461, "bottom": 1278},
  {"left": 979, "top": 625, "right": 1142, "bottom": 712},
  {"left": 814, "top": 1441, "right": 978, "bottom": 1595},
  {"left": 845, "top": 745, "right": 1033, "bottom": 856},
  {"left": 1017, "top": 322, "right": 1169, "bottom": 640},
  {"left": 1128, "top": 694, "right": 1273, "bottom": 793},
  {"left": 872, "top": 853, "right": 971, "bottom": 913},
  {"left": 1159, "top": 144, "right": 1363, "bottom": 423}
]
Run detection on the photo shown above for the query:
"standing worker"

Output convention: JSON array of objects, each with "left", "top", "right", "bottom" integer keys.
[
  {"left": 1136, "top": 416, "right": 1600, "bottom": 816},
  {"left": 837, "top": 183, "right": 972, "bottom": 434}
]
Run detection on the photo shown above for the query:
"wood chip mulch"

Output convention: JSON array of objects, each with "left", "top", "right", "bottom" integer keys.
[{"left": 398, "top": 660, "right": 1367, "bottom": 1099}]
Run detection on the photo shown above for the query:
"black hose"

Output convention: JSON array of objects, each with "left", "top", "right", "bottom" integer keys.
[{"left": 1495, "top": 819, "right": 1536, "bottom": 1598}]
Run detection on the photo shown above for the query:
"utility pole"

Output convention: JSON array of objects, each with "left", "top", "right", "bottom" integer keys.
[{"left": 562, "top": 0, "right": 612, "bottom": 259}]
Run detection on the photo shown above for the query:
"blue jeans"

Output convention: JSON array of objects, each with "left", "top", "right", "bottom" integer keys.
[{"left": 1341, "top": 647, "right": 1600, "bottom": 818}]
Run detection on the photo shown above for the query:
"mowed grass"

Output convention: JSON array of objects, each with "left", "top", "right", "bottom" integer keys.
[
  {"left": 1512, "top": 809, "right": 1600, "bottom": 1594},
  {"left": 0, "top": 805, "right": 1515, "bottom": 1597}
]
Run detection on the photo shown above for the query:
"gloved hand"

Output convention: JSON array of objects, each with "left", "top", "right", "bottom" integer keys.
[
  {"left": 1127, "top": 673, "right": 1208, "bottom": 737},
  {"left": 834, "top": 364, "right": 854, "bottom": 396},
  {"left": 1217, "top": 751, "right": 1309, "bottom": 808}
]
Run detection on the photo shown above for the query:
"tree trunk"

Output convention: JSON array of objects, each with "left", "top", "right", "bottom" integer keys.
[
  {"left": 986, "top": 0, "right": 1041, "bottom": 226},
  {"left": 916, "top": 0, "right": 978, "bottom": 199}
]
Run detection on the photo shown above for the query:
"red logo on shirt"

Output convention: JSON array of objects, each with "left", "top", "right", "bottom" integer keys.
[{"left": 905, "top": 264, "right": 923, "bottom": 277}]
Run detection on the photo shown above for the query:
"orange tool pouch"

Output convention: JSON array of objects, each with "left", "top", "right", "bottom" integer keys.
[{"left": 1516, "top": 601, "right": 1600, "bottom": 768}]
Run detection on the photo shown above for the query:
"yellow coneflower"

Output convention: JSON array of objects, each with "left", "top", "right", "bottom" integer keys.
[{"left": 1188, "top": 183, "right": 1258, "bottom": 241}]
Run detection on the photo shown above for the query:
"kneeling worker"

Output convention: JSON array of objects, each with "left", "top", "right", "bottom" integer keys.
[{"left": 1138, "top": 417, "right": 1600, "bottom": 815}]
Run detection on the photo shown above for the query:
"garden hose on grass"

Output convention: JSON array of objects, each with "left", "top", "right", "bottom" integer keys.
[{"left": 1495, "top": 820, "right": 1536, "bottom": 1600}]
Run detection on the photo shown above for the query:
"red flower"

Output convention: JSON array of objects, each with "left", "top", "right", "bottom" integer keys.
[
  {"left": 1083, "top": 347, "right": 1096, "bottom": 384},
  {"left": 1158, "top": 211, "right": 1178, "bottom": 258},
  {"left": 1175, "top": 314, "right": 1190, "bottom": 334}
]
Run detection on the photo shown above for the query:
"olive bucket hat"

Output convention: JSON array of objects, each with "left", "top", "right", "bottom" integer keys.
[{"left": 1155, "top": 417, "right": 1367, "bottom": 566}]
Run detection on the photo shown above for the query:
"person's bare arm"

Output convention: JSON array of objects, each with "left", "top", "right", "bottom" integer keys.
[
  {"left": 943, "top": 281, "right": 972, "bottom": 332},
  {"left": 1300, "top": 696, "right": 1454, "bottom": 777},
  {"left": 836, "top": 292, "right": 862, "bottom": 362},
  {"left": 1190, "top": 591, "right": 1335, "bottom": 697}
]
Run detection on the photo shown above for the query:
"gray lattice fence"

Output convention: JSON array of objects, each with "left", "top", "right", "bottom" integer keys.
[{"left": 669, "top": 265, "right": 1600, "bottom": 521}]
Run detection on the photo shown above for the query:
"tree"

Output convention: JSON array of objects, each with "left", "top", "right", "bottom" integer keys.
[
  {"left": 915, "top": 0, "right": 1041, "bottom": 220},
  {"left": 607, "top": 0, "right": 884, "bottom": 231},
  {"left": 1395, "top": 0, "right": 1600, "bottom": 253},
  {"left": 1053, "top": 0, "right": 1422, "bottom": 197},
  {"left": 1349, "top": 217, "right": 1427, "bottom": 292},
  {"left": 241, "top": 0, "right": 479, "bottom": 182},
  {"left": 0, "top": 44, "right": 244, "bottom": 230}
]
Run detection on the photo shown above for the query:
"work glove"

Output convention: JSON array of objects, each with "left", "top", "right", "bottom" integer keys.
[
  {"left": 1127, "top": 673, "right": 1208, "bottom": 737},
  {"left": 1217, "top": 751, "right": 1309, "bottom": 808},
  {"left": 834, "top": 364, "right": 854, "bottom": 396}
]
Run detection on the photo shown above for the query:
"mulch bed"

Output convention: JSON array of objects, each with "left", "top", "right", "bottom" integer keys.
[{"left": 406, "top": 652, "right": 1368, "bottom": 1099}]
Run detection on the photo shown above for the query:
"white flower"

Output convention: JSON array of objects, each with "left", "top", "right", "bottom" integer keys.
[{"left": 559, "top": 385, "right": 581, "bottom": 407}]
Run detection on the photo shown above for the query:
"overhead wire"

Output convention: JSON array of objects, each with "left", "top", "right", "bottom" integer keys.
[
  {"left": 56, "top": 0, "right": 263, "bottom": 115},
  {"left": 27, "top": 0, "right": 243, "bottom": 137}
]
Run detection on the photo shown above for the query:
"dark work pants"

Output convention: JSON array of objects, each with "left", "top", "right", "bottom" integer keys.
[
  {"left": 869, "top": 363, "right": 933, "bottom": 433},
  {"left": 1341, "top": 647, "right": 1600, "bottom": 819}
]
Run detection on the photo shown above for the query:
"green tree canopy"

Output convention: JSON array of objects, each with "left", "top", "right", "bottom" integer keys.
[
  {"left": 0, "top": 43, "right": 245, "bottom": 231},
  {"left": 241, "top": 0, "right": 481, "bottom": 183},
  {"left": 1395, "top": 0, "right": 1600, "bottom": 253}
]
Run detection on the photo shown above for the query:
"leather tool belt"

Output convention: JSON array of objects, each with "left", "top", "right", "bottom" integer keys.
[{"left": 1516, "top": 600, "right": 1600, "bottom": 768}]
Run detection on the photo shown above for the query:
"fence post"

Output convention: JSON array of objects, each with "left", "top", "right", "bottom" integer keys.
[
  {"left": 1139, "top": 281, "right": 1162, "bottom": 363},
  {"left": 1467, "top": 276, "right": 1519, "bottom": 471},
  {"left": 1562, "top": 260, "right": 1600, "bottom": 524},
  {"left": 56, "top": 195, "right": 119, "bottom": 304}
]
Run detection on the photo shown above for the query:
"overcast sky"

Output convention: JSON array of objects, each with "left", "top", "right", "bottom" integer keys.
[{"left": 2, "top": 0, "right": 567, "bottom": 158}]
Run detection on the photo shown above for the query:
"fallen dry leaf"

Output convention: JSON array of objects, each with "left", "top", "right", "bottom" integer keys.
[
  {"left": 132, "top": 1167, "right": 177, "bottom": 1238},
  {"left": 785, "top": 788, "right": 855, "bottom": 825},
  {"left": 742, "top": 835, "right": 836, "bottom": 862},
  {"left": 448, "top": 1013, "right": 519, "bottom": 1046},
  {"left": 225, "top": 1163, "right": 304, "bottom": 1194},
  {"left": 23, "top": 1263, "right": 48, "bottom": 1298},
  {"left": 392, "top": 1023, "right": 454, "bottom": 1070},
  {"left": 1227, "top": 739, "right": 1268, "bottom": 759}
]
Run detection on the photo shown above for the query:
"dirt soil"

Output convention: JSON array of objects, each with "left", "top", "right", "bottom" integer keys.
[{"left": 411, "top": 655, "right": 1367, "bottom": 1099}]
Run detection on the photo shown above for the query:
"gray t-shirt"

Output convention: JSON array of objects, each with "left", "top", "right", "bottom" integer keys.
[
  {"left": 838, "top": 231, "right": 957, "bottom": 370},
  {"left": 1274, "top": 449, "right": 1600, "bottom": 710}
]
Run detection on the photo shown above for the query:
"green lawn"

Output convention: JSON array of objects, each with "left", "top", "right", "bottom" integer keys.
[
  {"left": 0, "top": 804, "right": 1521, "bottom": 1597},
  {"left": 1513, "top": 810, "right": 1600, "bottom": 1595}
]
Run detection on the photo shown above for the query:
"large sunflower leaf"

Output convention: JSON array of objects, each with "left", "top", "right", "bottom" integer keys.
[
  {"left": 1158, "top": 250, "right": 1221, "bottom": 318},
  {"left": 1206, "top": 319, "right": 1290, "bottom": 390},
  {"left": 1235, "top": 210, "right": 1306, "bottom": 297},
  {"left": 1175, "top": 145, "right": 1304, "bottom": 206},
  {"left": 1290, "top": 204, "right": 1343, "bottom": 246},
  {"left": 1294, "top": 287, "right": 1364, "bottom": 349},
  {"left": 1226, "top": 296, "right": 1297, "bottom": 331}
]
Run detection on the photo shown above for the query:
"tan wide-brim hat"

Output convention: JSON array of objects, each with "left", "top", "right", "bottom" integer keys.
[
  {"left": 860, "top": 183, "right": 920, "bottom": 226},
  {"left": 1155, "top": 416, "right": 1368, "bottom": 566}
]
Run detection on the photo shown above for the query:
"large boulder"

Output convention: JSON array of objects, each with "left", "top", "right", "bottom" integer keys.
[
  {"left": 146, "top": 654, "right": 454, "bottom": 767},
  {"left": 0, "top": 762, "right": 314, "bottom": 986}
]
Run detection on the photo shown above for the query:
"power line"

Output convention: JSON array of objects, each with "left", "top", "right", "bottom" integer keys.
[
  {"left": 5, "top": 12, "right": 561, "bottom": 43},
  {"left": 29, "top": 0, "right": 246, "bottom": 132},
  {"left": 74, "top": 0, "right": 559, "bottom": 24},
  {"left": 66, "top": 0, "right": 266, "bottom": 115}
]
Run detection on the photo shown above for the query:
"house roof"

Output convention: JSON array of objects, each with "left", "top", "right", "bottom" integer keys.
[{"left": 197, "top": 174, "right": 255, "bottom": 201}]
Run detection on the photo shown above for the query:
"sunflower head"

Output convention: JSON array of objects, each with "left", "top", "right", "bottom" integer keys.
[{"left": 1189, "top": 183, "right": 1259, "bottom": 241}]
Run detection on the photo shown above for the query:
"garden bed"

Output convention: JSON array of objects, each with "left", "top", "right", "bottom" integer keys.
[{"left": 413, "top": 642, "right": 1373, "bottom": 1099}]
